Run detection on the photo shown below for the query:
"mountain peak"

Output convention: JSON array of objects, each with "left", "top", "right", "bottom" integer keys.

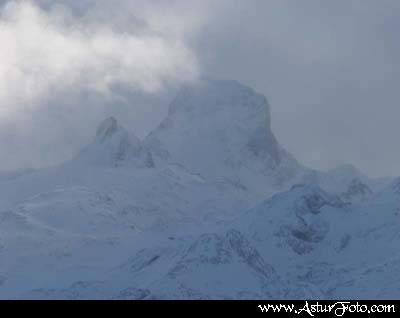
[
  {"left": 327, "top": 164, "right": 364, "bottom": 179},
  {"left": 168, "top": 79, "right": 268, "bottom": 119},
  {"left": 75, "top": 117, "right": 154, "bottom": 168},
  {"left": 145, "top": 79, "right": 301, "bottom": 188}
]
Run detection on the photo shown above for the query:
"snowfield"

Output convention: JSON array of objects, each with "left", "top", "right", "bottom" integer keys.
[{"left": 0, "top": 79, "right": 397, "bottom": 299}]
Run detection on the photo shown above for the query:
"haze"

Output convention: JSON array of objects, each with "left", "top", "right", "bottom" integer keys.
[{"left": 0, "top": 0, "right": 399, "bottom": 177}]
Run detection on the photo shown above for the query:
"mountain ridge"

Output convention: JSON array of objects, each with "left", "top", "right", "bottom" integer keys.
[{"left": 0, "top": 78, "right": 398, "bottom": 300}]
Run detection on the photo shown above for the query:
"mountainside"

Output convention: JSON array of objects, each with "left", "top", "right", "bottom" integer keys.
[
  {"left": 0, "top": 79, "right": 398, "bottom": 299},
  {"left": 76, "top": 117, "right": 154, "bottom": 168},
  {"left": 145, "top": 80, "right": 303, "bottom": 194},
  {"left": 301, "top": 163, "right": 392, "bottom": 196}
]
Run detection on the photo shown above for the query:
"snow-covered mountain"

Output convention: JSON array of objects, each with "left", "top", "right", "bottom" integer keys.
[
  {"left": 75, "top": 117, "right": 154, "bottom": 168},
  {"left": 0, "top": 79, "right": 398, "bottom": 299},
  {"left": 340, "top": 178, "right": 373, "bottom": 203},
  {"left": 145, "top": 79, "right": 303, "bottom": 195}
]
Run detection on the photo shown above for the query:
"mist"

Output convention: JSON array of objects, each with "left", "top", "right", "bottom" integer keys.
[
  {"left": 1, "top": 1, "right": 400, "bottom": 301},
  {"left": 0, "top": 0, "right": 399, "bottom": 177},
  {"left": 0, "top": 0, "right": 203, "bottom": 170}
]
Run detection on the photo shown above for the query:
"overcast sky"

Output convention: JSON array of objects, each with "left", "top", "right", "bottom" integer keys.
[{"left": 0, "top": 0, "right": 399, "bottom": 177}]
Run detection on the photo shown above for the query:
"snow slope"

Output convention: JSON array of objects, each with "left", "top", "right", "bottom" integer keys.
[
  {"left": 76, "top": 117, "right": 154, "bottom": 168},
  {"left": 145, "top": 79, "right": 304, "bottom": 195},
  {"left": 0, "top": 79, "right": 398, "bottom": 300}
]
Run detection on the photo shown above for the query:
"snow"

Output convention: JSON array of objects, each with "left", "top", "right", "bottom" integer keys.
[
  {"left": 145, "top": 79, "right": 303, "bottom": 194},
  {"left": 0, "top": 79, "right": 398, "bottom": 299},
  {"left": 340, "top": 178, "right": 373, "bottom": 203},
  {"left": 76, "top": 116, "right": 154, "bottom": 168}
]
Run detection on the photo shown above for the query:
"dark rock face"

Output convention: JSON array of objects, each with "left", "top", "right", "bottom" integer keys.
[
  {"left": 341, "top": 178, "right": 373, "bottom": 202},
  {"left": 96, "top": 117, "right": 119, "bottom": 142},
  {"left": 162, "top": 229, "right": 285, "bottom": 299},
  {"left": 294, "top": 185, "right": 346, "bottom": 216},
  {"left": 114, "top": 288, "right": 151, "bottom": 300},
  {"left": 76, "top": 117, "right": 155, "bottom": 168}
]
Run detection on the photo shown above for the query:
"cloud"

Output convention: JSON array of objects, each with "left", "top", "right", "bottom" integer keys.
[
  {"left": 192, "top": 0, "right": 400, "bottom": 177},
  {"left": 0, "top": 0, "right": 399, "bottom": 177},
  {"left": 0, "top": 0, "right": 212, "bottom": 170},
  {"left": 0, "top": 1, "right": 198, "bottom": 120}
]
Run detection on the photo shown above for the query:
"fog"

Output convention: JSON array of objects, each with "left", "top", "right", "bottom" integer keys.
[{"left": 0, "top": 0, "right": 399, "bottom": 177}]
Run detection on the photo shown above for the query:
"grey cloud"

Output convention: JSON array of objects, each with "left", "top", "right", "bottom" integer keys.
[
  {"left": 192, "top": 0, "right": 400, "bottom": 177},
  {"left": 0, "top": 0, "right": 201, "bottom": 170},
  {"left": 0, "top": 0, "right": 399, "bottom": 177}
]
